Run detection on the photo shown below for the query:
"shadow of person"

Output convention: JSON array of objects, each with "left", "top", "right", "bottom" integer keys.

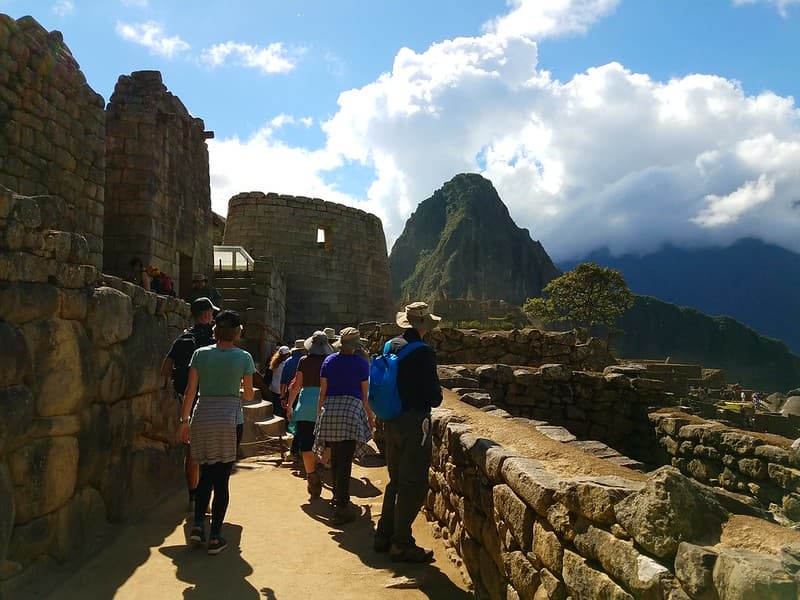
[
  {"left": 159, "top": 524, "right": 262, "bottom": 600},
  {"left": 347, "top": 476, "right": 382, "bottom": 499},
  {"left": 299, "top": 504, "right": 470, "bottom": 599}
]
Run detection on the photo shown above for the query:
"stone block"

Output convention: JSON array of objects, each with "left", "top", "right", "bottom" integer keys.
[
  {"left": 502, "top": 551, "right": 540, "bottom": 599},
  {"left": 573, "top": 525, "right": 673, "bottom": 600},
  {"left": 545, "top": 502, "right": 585, "bottom": 542},
  {"left": 539, "top": 568, "right": 566, "bottom": 600},
  {"left": 8, "top": 436, "right": 78, "bottom": 523},
  {"left": 52, "top": 485, "right": 107, "bottom": 562},
  {"left": 501, "top": 457, "right": 561, "bottom": 517},
  {"left": 554, "top": 476, "right": 643, "bottom": 526},
  {"left": 0, "top": 384, "right": 34, "bottom": 453},
  {"left": 493, "top": 484, "right": 534, "bottom": 551},
  {"left": 84, "top": 286, "right": 133, "bottom": 347},
  {"left": 562, "top": 549, "right": 633, "bottom": 600},
  {"left": 0, "top": 322, "right": 29, "bottom": 388},
  {"left": 737, "top": 458, "right": 767, "bottom": 480},
  {"left": 712, "top": 547, "right": 797, "bottom": 600},
  {"left": 22, "top": 317, "right": 91, "bottom": 416},
  {"left": 0, "top": 464, "right": 14, "bottom": 565},
  {"left": 484, "top": 446, "right": 522, "bottom": 484},
  {"left": 686, "top": 458, "right": 721, "bottom": 483},
  {"left": 7, "top": 512, "right": 55, "bottom": 567},
  {"left": 674, "top": 542, "right": 718, "bottom": 600},
  {"left": 767, "top": 463, "right": 800, "bottom": 490},
  {"left": 482, "top": 518, "right": 504, "bottom": 573},
  {"left": 0, "top": 281, "right": 59, "bottom": 323},
  {"left": 60, "top": 288, "right": 89, "bottom": 320},
  {"left": 533, "top": 519, "right": 563, "bottom": 574},
  {"left": 479, "top": 546, "right": 507, "bottom": 600},
  {"left": 614, "top": 467, "right": 727, "bottom": 559}
]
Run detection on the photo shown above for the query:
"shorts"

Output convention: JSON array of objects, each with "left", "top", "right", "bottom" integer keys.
[{"left": 295, "top": 420, "right": 316, "bottom": 452}]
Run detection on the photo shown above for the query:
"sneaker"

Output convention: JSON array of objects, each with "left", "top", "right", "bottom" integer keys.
[
  {"left": 389, "top": 544, "right": 435, "bottom": 563},
  {"left": 374, "top": 535, "right": 391, "bottom": 553},
  {"left": 188, "top": 526, "right": 205, "bottom": 545},
  {"left": 307, "top": 472, "right": 323, "bottom": 499},
  {"left": 330, "top": 502, "right": 358, "bottom": 526},
  {"left": 207, "top": 535, "right": 228, "bottom": 555}
]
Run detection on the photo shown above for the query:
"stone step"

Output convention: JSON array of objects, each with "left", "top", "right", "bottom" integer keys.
[
  {"left": 242, "top": 389, "right": 262, "bottom": 402},
  {"left": 238, "top": 434, "right": 289, "bottom": 459},
  {"left": 242, "top": 399, "right": 273, "bottom": 422},
  {"left": 255, "top": 416, "right": 286, "bottom": 438},
  {"left": 221, "top": 298, "right": 252, "bottom": 311}
]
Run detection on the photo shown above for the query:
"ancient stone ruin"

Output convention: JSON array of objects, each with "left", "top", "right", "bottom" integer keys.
[{"left": 1, "top": 11, "right": 799, "bottom": 600}]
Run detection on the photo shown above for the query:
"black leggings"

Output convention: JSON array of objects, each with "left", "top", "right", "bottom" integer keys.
[
  {"left": 331, "top": 440, "right": 356, "bottom": 507},
  {"left": 194, "top": 461, "right": 234, "bottom": 536}
]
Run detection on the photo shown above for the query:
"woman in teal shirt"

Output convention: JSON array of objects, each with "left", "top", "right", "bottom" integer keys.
[{"left": 179, "top": 310, "right": 255, "bottom": 555}]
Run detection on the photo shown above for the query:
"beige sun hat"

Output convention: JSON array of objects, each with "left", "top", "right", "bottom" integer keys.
[
  {"left": 323, "top": 327, "right": 338, "bottom": 342},
  {"left": 396, "top": 301, "right": 441, "bottom": 330},
  {"left": 304, "top": 330, "right": 334, "bottom": 356},
  {"left": 338, "top": 327, "right": 361, "bottom": 350}
]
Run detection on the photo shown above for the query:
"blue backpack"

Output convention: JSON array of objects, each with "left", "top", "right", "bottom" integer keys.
[{"left": 368, "top": 340, "right": 427, "bottom": 420}]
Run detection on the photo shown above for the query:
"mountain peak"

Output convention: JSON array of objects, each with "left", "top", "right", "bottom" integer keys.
[{"left": 389, "top": 173, "right": 560, "bottom": 304}]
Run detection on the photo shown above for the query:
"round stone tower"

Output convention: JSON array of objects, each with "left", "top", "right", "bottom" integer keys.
[{"left": 223, "top": 192, "right": 394, "bottom": 339}]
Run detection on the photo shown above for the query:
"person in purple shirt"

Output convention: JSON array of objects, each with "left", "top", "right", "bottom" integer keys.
[{"left": 313, "top": 327, "right": 375, "bottom": 525}]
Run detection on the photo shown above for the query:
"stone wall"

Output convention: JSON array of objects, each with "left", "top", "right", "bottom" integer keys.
[
  {"left": 0, "top": 15, "right": 106, "bottom": 269},
  {"left": 104, "top": 70, "right": 214, "bottom": 297},
  {"left": 651, "top": 411, "right": 800, "bottom": 522},
  {"left": 240, "top": 258, "right": 287, "bottom": 364},
  {"left": 428, "top": 406, "right": 800, "bottom": 599},
  {"left": 444, "top": 363, "right": 666, "bottom": 465},
  {"left": 223, "top": 192, "right": 393, "bottom": 340},
  {"left": 360, "top": 325, "right": 615, "bottom": 372},
  {"left": 0, "top": 187, "right": 189, "bottom": 586}
]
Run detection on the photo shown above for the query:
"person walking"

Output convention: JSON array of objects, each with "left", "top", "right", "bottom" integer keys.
[
  {"left": 187, "top": 273, "right": 223, "bottom": 308},
  {"left": 374, "top": 302, "right": 442, "bottom": 563},
  {"left": 286, "top": 331, "right": 333, "bottom": 498},
  {"left": 178, "top": 309, "right": 255, "bottom": 555},
  {"left": 267, "top": 345, "right": 291, "bottom": 418},
  {"left": 314, "top": 327, "right": 374, "bottom": 525},
  {"left": 161, "top": 296, "right": 218, "bottom": 511}
]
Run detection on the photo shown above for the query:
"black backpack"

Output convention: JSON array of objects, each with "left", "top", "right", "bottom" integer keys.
[{"left": 169, "top": 324, "right": 214, "bottom": 394}]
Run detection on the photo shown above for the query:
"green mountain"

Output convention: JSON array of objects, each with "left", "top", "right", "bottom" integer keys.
[
  {"left": 615, "top": 296, "right": 800, "bottom": 392},
  {"left": 390, "top": 173, "right": 560, "bottom": 304}
]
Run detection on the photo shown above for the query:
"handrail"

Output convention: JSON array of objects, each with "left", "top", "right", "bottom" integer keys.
[{"left": 213, "top": 245, "right": 255, "bottom": 271}]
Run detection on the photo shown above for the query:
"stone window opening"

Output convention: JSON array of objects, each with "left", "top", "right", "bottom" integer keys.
[{"left": 317, "top": 226, "right": 332, "bottom": 251}]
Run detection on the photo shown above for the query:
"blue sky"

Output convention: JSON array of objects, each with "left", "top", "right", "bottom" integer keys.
[{"left": 2, "top": 0, "right": 800, "bottom": 260}]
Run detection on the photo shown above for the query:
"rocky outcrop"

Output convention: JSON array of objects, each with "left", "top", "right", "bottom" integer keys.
[{"left": 390, "top": 173, "right": 560, "bottom": 304}]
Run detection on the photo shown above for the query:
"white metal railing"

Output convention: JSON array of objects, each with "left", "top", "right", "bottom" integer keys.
[{"left": 213, "top": 245, "right": 255, "bottom": 271}]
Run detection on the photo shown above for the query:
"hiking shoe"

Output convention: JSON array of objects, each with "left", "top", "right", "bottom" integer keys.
[
  {"left": 330, "top": 502, "right": 358, "bottom": 526},
  {"left": 207, "top": 535, "right": 228, "bottom": 555},
  {"left": 390, "top": 544, "right": 435, "bottom": 563},
  {"left": 188, "top": 526, "right": 205, "bottom": 545},
  {"left": 373, "top": 535, "right": 391, "bottom": 553},
  {"left": 307, "top": 472, "right": 323, "bottom": 499}
]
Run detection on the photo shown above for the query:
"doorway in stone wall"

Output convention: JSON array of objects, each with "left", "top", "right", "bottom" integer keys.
[{"left": 179, "top": 253, "right": 193, "bottom": 300}]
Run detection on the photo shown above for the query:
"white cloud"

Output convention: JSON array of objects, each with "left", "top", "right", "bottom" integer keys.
[
  {"left": 120, "top": 0, "right": 148, "bottom": 6},
  {"left": 733, "top": 0, "right": 800, "bottom": 17},
  {"left": 485, "top": 0, "right": 621, "bottom": 39},
  {"left": 53, "top": 0, "right": 74, "bottom": 16},
  {"left": 201, "top": 41, "right": 298, "bottom": 74},
  {"left": 115, "top": 21, "right": 189, "bottom": 58},
  {"left": 209, "top": 0, "right": 800, "bottom": 262}
]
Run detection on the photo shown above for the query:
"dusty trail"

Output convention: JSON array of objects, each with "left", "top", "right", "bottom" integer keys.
[{"left": 32, "top": 453, "right": 469, "bottom": 600}]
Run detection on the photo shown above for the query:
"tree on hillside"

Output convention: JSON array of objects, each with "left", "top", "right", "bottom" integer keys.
[{"left": 523, "top": 262, "right": 635, "bottom": 334}]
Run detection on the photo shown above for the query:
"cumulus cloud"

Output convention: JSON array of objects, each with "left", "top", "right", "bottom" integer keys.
[
  {"left": 201, "top": 41, "right": 298, "bottom": 74},
  {"left": 209, "top": 0, "right": 800, "bottom": 261},
  {"left": 115, "top": 21, "right": 190, "bottom": 58},
  {"left": 733, "top": 0, "right": 800, "bottom": 17},
  {"left": 485, "top": 0, "right": 620, "bottom": 39},
  {"left": 52, "top": 0, "right": 74, "bottom": 16}
]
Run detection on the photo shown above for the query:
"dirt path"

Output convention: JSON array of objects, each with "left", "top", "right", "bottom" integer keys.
[{"left": 32, "top": 453, "right": 470, "bottom": 600}]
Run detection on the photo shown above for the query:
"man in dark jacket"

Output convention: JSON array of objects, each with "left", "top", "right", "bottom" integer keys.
[{"left": 375, "top": 301, "right": 442, "bottom": 562}]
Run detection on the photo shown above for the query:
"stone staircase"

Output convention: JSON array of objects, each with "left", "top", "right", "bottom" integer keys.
[
  {"left": 214, "top": 270, "right": 290, "bottom": 459},
  {"left": 239, "top": 389, "right": 290, "bottom": 459}
]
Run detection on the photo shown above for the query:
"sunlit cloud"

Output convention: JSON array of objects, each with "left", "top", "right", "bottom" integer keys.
[
  {"left": 115, "top": 20, "right": 190, "bottom": 58},
  {"left": 201, "top": 41, "right": 299, "bottom": 74}
]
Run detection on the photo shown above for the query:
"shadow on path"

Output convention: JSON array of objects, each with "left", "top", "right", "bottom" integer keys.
[
  {"left": 300, "top": 503, "right": 471, "bottom": 600},
  {"left": 159, "top": 524, "right": 266, "bottom": 600}
]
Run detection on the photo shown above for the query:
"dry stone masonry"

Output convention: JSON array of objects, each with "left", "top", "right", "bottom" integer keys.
[
  {"left": 0, "top": 186, "right": 190, "bottom": 585},
  {"left": 0, "top": 15, "right": 106, "bottom": 269},
  {"left": 223, "top": 192, "right": 393, "bottom": 339},
  {"left": 651, "top": 411, "right": 800, "bottom": 522},
  {"left": 104, "top": 70, "right": 214, "bottom": 294},
  {"left": 427, "top": 404, "right": 800, "bottom": 599}
]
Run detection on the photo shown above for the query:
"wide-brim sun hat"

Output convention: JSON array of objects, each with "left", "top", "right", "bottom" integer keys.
[
  {"left": 323, "top": 327, "right": 338, "bottom": 342},
  {"left": 291, "top": 338, "right": 306, "bottom": 353},
  {"left": 396, "top": 301, "right": 441, "bottom": 330},
  {"left": 304, "top": 330, "right": 334, "bottom": 355},
  {"left": 338, "top": 327, "right": 361, "bottom": 350}
]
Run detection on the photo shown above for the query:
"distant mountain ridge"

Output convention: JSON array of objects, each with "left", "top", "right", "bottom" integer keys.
[
  {"left": 616, "top": 296, "right": 800, "bottom": 392},
  {"left": 561, "top": 238, "right": 800, "bottom": 353},
  {"left": 390, "top": 173, "right": 560, "bottom": 305}
]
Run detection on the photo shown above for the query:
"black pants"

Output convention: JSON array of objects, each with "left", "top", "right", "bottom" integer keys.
[
  {"left": 330, "top": 440, "right": 356, "bottom": 507},
  {"left": 376, "top": 412, "right": 432, "bottom": 547},
  {"left": 194, "top": 461, "right": 234, "bottom": 536}
]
